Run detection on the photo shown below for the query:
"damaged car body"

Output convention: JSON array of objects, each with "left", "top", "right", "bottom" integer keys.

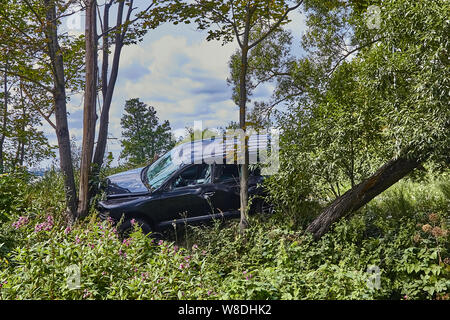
[{"left": 97, "top": 135, "right": 274, "bottom": 237}]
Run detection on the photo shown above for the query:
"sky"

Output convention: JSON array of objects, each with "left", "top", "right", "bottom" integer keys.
[{"left": 38, "top": 3, "right": 306, "bottom": 168}]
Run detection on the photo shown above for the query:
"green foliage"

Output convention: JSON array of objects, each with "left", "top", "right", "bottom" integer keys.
[
  {"left": 120, "top": 98, "right": 175, "bottom": 166},
  {"left": 172, "top": 0, "right": 301, "bottom": 45},
  {"left": 299, "top": 0, "right": 450, "bottom": 163},
  {"left": 0, "top": 170, "right": 32, "bottom": 222},
  {"left": 0, "top": 171, "right": 448, "bottom": 300},
  {"left": 263, "top": 139, "right": 320, "bottom": 228},
  {"left": 0, "top": 0, "right": 449, "bottom": 302},
  {"left": 0, "top": 217, "right": 220, "bottom": 299},
  {"left": 266, "top": 0, "right": 449, "bottom": 217},
  {"left": 185, "top": 174, "right": 450, "bottom": 299},
  {"left": 227, "top": 27, "right": 293, "bottom": 108}
]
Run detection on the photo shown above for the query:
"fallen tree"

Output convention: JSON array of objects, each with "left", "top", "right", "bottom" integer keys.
[{"left": 306, "top": 156, "right": 421, "bottom": 239}]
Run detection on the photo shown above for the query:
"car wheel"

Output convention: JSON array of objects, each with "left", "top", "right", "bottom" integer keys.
[
  {"left": 251, "top": 199, "right": 274, "bottom": 215},
  {"left": 262, "top": 202, "right": 275, "bottom": 215}
]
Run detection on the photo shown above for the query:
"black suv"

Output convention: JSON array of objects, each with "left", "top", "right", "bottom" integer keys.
[{"left": 98, "top": 136, "right": 271, "bottom": 236}]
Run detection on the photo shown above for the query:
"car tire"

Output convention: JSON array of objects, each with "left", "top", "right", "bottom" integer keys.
[{"left": 251, "top": 199, "right": 274, "bottom": 215}]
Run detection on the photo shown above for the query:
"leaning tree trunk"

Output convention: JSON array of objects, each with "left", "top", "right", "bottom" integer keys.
[{"left": 306, "top": 156, "right": 421, "bottom": 239}]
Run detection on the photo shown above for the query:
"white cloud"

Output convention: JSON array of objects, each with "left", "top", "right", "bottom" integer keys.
[
  {"left": 38, "top": 13, "right": 306, "bottom": 168},
  {"left": 106, "top": 32, "right": 239, "bottom": 146}
]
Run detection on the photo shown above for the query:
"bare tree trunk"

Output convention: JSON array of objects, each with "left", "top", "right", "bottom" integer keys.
[
  {"left": 19, "top": 142, "right": 24, "bottom": 166},
  {"left": 44, "top": 0, "right": 78, "bottom": 220},
  {"left": 19, "top": 84, "right": 25, "bottom": 167},
  {"left": 92, "top": 0, "right": 125, "bottom": 169},
  {"left": 306, "top": 156, "right": 421, "bottom": 239},
  {"left": 232, "top": 2, "right": 299, "bottom": 233},
  {"left": 77, "top": 0, "right": 98, "bottom": 219},
  {"left": 238, "top": 8, "right": 252, "bottom": 234},
  {"left": 0, "top": 55, "right": 7, "bottom": 173}
]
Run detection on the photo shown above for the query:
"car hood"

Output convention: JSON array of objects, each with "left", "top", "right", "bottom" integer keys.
[{"left": 105, "top": 167, "right": 149, "bottom": 195}]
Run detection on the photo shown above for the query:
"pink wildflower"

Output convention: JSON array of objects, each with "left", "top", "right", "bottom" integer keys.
[
  {"left": 12, "top": 216, "right": 29, "bottom": 229},
  {"left": 118, "top": 249, "right": 127, "bottom": 259},
  {"left": 83, "top": 289, "right": 92, "bottom": 299},
  {"left": 34, "top": 215, "right": 54, "bottom": 233}
]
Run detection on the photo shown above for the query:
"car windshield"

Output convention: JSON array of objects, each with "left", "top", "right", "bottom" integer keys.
[{"left": 145, "top": 152, "right": 180, "bottom": 190}]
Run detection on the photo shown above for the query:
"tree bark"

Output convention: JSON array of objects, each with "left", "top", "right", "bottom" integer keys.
[
  {"left": 92, "top": 0, "right": 125, "bottom": 170},
  {"left": 0, "top": 55, "right": 7, "bottom": 173},
  {"left": 18, "top": 84, "right": 25, "bottom": 167},
  {"left": 306, "top": 156, "right": 421, "bottom": 239},
  {"left": 44, "top": 0, "right": 78, "bottom": 219},
  {"left": 77, "top": 0, "right": 98, "bottom": 219},
  {"left": 238, "top": 7, "right": 253, "bottom": 234}
]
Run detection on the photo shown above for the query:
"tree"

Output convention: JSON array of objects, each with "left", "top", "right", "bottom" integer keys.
[
  {"left": 80, "top": 0, "right": 176, "bottom": 217},
  {"left": 43, "top": 0, "right": 81, "bottom": 220},
  {"left": 173, "top": 0, "right": 304, "bottom": 233},
  {"left": 273, "top": 0, "right": 449, "bottom": 238},
  {"left": 227, "top": 27, "right": 293, "bottom": 130},
  {"left": 0, "top": 0, "right": 84, "bottom": 219},
  {"left": 0, "top": 52, "right": 9, "bottom": 173},
  {"left": 120, "top": 98, "right": 175, "bottom": 166},
  {"left": 77, "top": 0, "right": 98, "bottom": 219},
  {"left": 93, "top": 0, "right": 171, "bottom": 171},
  {"left": 0, "top": 80, "right": 54, "bottom": 170},
  {"left": 0, "top": 1, "right": 175, "bottom": 220}
]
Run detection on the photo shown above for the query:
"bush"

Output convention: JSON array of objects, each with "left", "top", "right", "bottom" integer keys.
[
  {"left": 0, "top": 216, "right": 221, "bottom": 299},
  {"left": 0, "top": 170, "right": 33, "bottom": 223}
]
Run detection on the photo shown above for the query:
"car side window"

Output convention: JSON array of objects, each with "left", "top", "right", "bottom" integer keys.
[
  {"left": 214, "top": 164, "right": 240, "bottom": 183},
  {"left": 171, "top": 164, "right": 211, "bottom": 189}
]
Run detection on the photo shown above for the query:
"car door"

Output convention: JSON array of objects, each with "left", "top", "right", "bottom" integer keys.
[
  {"left": 156, "top": 164, "right": 213, "bottom": 226},
  {"left": 203, "top": 164, "right": 241, "bottom": 215}
]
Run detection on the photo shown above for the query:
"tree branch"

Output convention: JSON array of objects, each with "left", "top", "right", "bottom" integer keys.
[
  {"left": 21, "top": 85, "right": 56, "bottom": 130},
  {"left": 0, "top": 68, "right": 53, "bottom": 93},
  {"left": 22, "top": 0, "right": 45, "bottom": 26},
  {"left": 327, "top": 37, "right": 382, "bottom": 75},
  {"left": 96, "top": 0, "right": 155, "bottom": 40},
  {"left": 248, "top": 0, "right": 303, "bottom": 50}
]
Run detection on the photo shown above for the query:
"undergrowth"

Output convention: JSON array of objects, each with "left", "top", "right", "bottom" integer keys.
[{"left": 0, "top": 169, "right": 449, "bottom": 300}]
